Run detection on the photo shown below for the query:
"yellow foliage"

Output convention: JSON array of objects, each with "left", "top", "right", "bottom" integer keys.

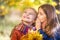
[
  {"left": 20, "top": 31, "right": 43, "bottom": 40},
  {"left": 0, "top": 6, "right": 8, "bottom": 16},
  {"left": 9, "top": 1, "right": 15, "bottom": 6},
  {"left": 0, "top": 0, "right": 58, "bottom": 16},
  {"left": 51, "top": 2, "right": 57, "bottom": 6},
  {"left": 56, "top": 10, "right": 60, "bottom": 14}
]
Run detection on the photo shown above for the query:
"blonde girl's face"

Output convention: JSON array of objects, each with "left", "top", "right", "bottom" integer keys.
[
  {"left": 22, "top": 8, "right": 36, "bottom": 23},
  {"left": 38, "top": 8, "right": 47, "bottom": 23}
]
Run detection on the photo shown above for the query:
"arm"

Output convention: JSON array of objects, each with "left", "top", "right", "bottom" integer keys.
[
  {"left": 10, "top": 29, "right": 23, "bottom": 40},
  {"left": 10, "top": 23, "right": 25, "bottom": 40},
  {"left": 10, "top": 29, "right": 18, "bottom": 40}
]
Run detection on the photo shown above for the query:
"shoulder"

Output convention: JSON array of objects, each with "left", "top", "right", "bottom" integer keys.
[
  {"left": 15, "top": 23, "right": 24, "bottom": 31},
  {"left": 54, "top": 24, "right": 60, "bottom": 39},
  {"left": 56, "top": 24, "right": 60, "bottom": 33},
  {"left": 11, "top": 23, "right": 24, "bottom": 34},
  {"left": 10, "top": 23, "right": 24, "bottom": 36}
]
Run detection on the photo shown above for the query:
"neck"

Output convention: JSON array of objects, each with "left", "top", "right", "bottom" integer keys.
[{"left": 22, "top": 21, "right": 32, "bottom": 27}]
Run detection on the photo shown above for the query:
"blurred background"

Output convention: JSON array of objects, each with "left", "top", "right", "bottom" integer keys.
[{"left": 0, "top": 0, "right": 60, "bottom": 40}]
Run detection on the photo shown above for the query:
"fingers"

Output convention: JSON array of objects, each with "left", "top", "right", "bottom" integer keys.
[{"left": 35, "top": 18, "right": 41, "bottom": 30}]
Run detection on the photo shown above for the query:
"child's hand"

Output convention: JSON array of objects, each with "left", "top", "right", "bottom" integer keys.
[
  {"left": 28, "top": 29, "right": 39, "bottom": 35},
  {"left": 28, "top": 29, "right": 35, "bottom": 34}
]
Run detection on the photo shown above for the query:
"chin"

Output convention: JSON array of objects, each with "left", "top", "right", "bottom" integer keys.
[
  {"left": 41, "top": 20, "right": 45, "bottom": 23},
  {"left": 41, "top": 21, "right": 44, "bottom": 23},
  {"left": 23, "top": 20, "right": 31, "bottom": 23}
]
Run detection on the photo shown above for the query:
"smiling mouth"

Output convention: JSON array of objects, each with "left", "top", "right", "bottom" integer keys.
[
  {"left": 25, "top": 17, "right": 30, "bottom": 19},
  {"left": 27, "top": 17, "right": 30, "bottom": 19}
]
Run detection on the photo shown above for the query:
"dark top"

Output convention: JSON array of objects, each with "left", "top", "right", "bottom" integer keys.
[{"left": 38, "top": 27, "right": 60, "bottom": 40}]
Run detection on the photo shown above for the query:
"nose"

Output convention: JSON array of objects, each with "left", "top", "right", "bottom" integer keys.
[
  {"left": 26, "top": 13, "right": 29, "bottom": 16},
  {"left": 26, "top": 14, "right": 29, "bottom": 17}
]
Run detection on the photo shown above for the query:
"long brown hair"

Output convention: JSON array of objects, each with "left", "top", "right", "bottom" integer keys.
[{"left": 38, "top": 4, "right": 59, "bottom": 36}]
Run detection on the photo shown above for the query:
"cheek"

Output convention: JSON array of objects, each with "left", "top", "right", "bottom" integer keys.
[
  {"left": 38, "top": 15, "right": 47, "bottom": 22},
  {"left": 22, "top": 14, "right": 28, "bottom": 19},
  {"left": 39, "top": 15, "right": 45, "bottom": 20},
  {"left": 29, "top": 15, "right": 35, "bottom": 19},
  {"left": 22, "top": 13, "right": 26, "bottom": 18}
]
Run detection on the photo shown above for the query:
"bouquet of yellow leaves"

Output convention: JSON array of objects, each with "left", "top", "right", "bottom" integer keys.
[{"left": 20, "top": 30, "right": 43, "bottom": 40}]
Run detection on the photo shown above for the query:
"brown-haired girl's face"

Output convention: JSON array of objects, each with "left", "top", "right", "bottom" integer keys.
[
  {"left": 38, "top": 8, "right": 47, "bottom": 23},
  {"left": 22, "top": 8, "right": 36, "bottom": 23}
]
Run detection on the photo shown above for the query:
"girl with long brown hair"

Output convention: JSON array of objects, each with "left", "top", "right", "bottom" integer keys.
[{"left": 36, "top": 4, "right": 60, "bottom": 40}]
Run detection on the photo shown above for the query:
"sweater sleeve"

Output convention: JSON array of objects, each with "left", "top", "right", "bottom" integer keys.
[{"left": 10, "top": 29, "right": 23, "bottom": 40}]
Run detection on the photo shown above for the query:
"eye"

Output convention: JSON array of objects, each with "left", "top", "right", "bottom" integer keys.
[
  {"left": 28, "top": 13, "right": 33, "bottom": 15},
  {"left": 39, "top": 12, "right": 43, "bottom": 15}
]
